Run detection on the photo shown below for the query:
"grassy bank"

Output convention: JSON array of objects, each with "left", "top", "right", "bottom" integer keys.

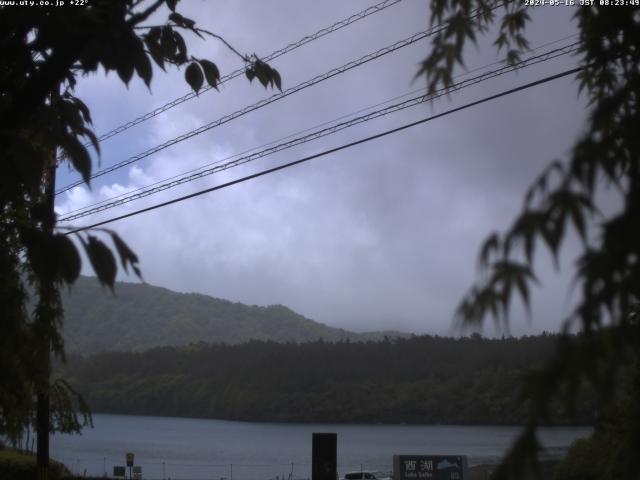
[{"left": 0, "top": 449, "right": 72, "bottom": 480}]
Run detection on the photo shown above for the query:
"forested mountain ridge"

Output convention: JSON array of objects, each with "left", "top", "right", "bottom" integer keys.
[
  {"left": 61, "top": 276, "right": 406, "bottom": 355},
  {"left": 61, "top": 334, "right": 596, "bottom": 425}
]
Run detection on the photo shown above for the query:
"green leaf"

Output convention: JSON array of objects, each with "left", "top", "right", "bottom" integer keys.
[
  {"left": 110, "top": 233, "right": 141, "bottom": 278},
  {"left": 144, "top": 28, "right": 165, "bottom": 71},
  {"left": 59, "top": 134, "right": 92, "bottom": 185},
  {"left": 20, "top": 227, "right": 54, "bottom": 282},
  {"left": 79, "top": 127, "right": 101, "bottom": 156},
  {"left": 53, "top": 234, "right": 81, "bottom": 284},
  {"left": 160, "top": 26, "right": 175, "bottom": 59},
  {"left": 169, "top": 12, "right": 195, "bottom": 29},
  {"left": 505, "top": 49, "right": 520, "bottom": 66},
  {"left": 173, "top": 31, "right": 187, "bottom": 64},
  {"left": 59, "top": 98, "right": 84, "bottom": 132},
  {"left": 515, "top": 273, "right": 531, "bottom": 317},
  {"left": 115, "top": 55, "right": 135, "bottom": 85},
  {"left": 71, "top": 97, "right": 92, "bottom": 125},
  {"left": 133, "top": 37, "right": 153, "bottom": 87},
  {"left": 169, "top": 12, "right": 184, "bottom": 23},
  {"left": 478, "top": 232, "right": 499, "bottom": 269},
  {"left": 253, "top": 60, "right": 270, "bottom": 88},
  {"left": 270, "top": 66, "right": 282, "bottom": 91},
  {"left": 199, "top": 59, "right": 220, "bottom": 89},
  {"left": 83, "top": 235, "right": 117, "bottom": 290},
  {"left": 185, "top": 62, "right": 204, "bottom": 93},
  {"left": 245, "top": 66, "right": 255, "bottom": 82}
]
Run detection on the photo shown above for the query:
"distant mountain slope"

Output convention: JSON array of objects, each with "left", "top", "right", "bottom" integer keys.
[{"left": 61, "top": 277, "right": 405, "bottom": 355}]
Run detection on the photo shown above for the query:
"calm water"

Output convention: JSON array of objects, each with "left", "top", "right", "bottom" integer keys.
[{"left": 50, "top": 414, "right": 590, "bottom": 480}]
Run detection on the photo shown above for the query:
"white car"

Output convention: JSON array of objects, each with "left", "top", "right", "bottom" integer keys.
[{"left": 343, "top": 472, "right": 392, "bottom": 480}]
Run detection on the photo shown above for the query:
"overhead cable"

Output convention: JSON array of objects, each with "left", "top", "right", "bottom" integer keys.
[
  {"left": 63, "top": 66, "right": 585, "bottom": 235},
  {"left": 57, "top": 23, "right": 448, "bottom": 194},
  {"left": 58, "top": 2, "right": 507, "bottom": 194},
  {"left": 61, "top": 32, "right": 581, "bottom": 219},
  {"left": 87, "top": 0, "right": 405, "bottom": 145},
  {"left": 58, "top": 42, "right": 581, "bottom": 222}
]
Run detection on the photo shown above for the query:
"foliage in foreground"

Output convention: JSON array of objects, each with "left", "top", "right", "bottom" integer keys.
[
  {"left": 0, "top": 449, "right": 71, "bottom": 480},
  {"left": 418, "top": 0, "right": 640, "bottom": 477},
  {"left": 0, "top": 0, "right": 280, "bottom": 442},
  {"left": 554, "top": 360, "right": 640, "bottom": 480}
]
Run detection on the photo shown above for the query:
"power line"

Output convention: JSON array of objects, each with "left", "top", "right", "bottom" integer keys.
[
  {"left": 58, "top": 42, "right": 580, "bottom": 222},
  {"left": 63, "top": 66, "right": 584, "bottom": 235},
  {"left": 58, "top": 2, "right": 508, "bottom": 194},
  {"left": 59, "top": 33, "right": 580, "bottom": 220},
  {"left": 57, "top": 22, "right": 448, "bottom": 194},
  {"left": 87, "top": 0, "right": 405, "bottom": 146}
]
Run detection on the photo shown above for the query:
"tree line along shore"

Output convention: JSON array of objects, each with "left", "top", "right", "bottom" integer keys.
[{"left": 60, "top": 333, "right": 596, "bottom": 425}]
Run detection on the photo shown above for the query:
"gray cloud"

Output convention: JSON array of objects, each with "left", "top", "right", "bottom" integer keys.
[{"left": 57, "top": 1, "right": 594, "bottom": 337}]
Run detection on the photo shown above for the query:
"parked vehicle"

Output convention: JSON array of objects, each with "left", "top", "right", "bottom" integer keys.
[{"left": 342, "top": 471, "right": 392, "bottom": 480}]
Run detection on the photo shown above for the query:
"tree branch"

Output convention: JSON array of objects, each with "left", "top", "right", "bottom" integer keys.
[
  {"left": 126, "top": 0, "right": 165, "bottom": 28},
  {"left": 195, "top": 27, "right": 248, "bottom": 62}
]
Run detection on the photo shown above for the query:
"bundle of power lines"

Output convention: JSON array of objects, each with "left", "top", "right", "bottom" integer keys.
[{"left": 56, "top": 0, "right": 582, "bottom": 234}]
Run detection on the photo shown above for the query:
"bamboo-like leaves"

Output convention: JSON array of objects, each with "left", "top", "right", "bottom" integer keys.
[
  {"left": 492, "top": 261, "right": 538, "bottom": 315},
  {"left": 50, "top": 378, "right": 93, "bottom": 434},
  {"left": 477, "top": 232, "right": 499, "bottom": 271},
  {"left": 465, "top": 160, "right": 600, "bottom": 329},
  {"left": 422, "top": 0, "right": 640, "bottom": 478}
]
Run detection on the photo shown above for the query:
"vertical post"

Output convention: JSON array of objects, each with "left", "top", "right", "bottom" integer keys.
[
  {"left": 312, "top": 433, "right": 337, "bottom": 480},
  {"left": 36, "top": 392, "right": 49, "bottom": 480},
  {"left": 162, "top": 461, "right": 166, "bottom": 480},
  {"left": 104, "top": 457, "right": 106, "bottom": 477},
  {"left": 36, "top": 122, "right": 58, "bottom": 480},
  {"left": 230, "top": 463, "right": 233, "bottom": 480}
]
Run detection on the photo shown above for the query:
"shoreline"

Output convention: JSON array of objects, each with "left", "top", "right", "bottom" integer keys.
[{"left": 83, "top": 410, "right": 594, "bottom": 429}]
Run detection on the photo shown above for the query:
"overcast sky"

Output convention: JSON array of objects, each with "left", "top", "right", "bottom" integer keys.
[{"left": 55, "top": 0, "right": 592, "bottom": 336}]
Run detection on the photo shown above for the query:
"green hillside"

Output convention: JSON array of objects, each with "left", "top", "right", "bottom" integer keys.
[{"left": 60, "top": 277, "right": 403, "bottom": 355}]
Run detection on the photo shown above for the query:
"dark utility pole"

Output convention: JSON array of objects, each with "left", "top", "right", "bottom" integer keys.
[{"left": 36, "top": 103, "right": 58, "bottom": 480}]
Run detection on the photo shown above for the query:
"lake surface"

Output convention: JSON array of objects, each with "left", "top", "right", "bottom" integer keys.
[{"left": 50, "top": 414, "right": 591, "bottom": 480}]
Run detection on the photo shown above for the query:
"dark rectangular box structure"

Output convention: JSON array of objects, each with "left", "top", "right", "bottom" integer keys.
[{"left": 312, "top": 433, "right": 337, "bottom": 480}]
